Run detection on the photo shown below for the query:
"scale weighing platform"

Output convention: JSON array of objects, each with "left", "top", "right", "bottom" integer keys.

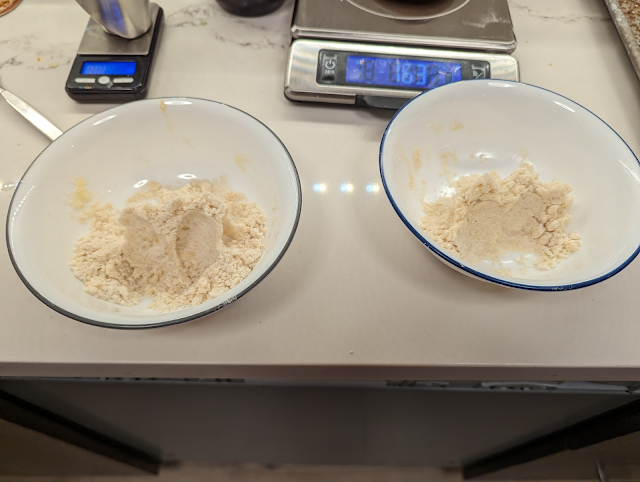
[{"left": 284, "top": 0, "right": 520, "bottom": 109}]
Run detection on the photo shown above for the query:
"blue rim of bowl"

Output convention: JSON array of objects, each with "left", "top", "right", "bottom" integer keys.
[
  {"left": 6, "top": 97, "right": 303, "bottom": 329},
  {"left": 379, "top": 79, "right": 640, "bottom": 291}
]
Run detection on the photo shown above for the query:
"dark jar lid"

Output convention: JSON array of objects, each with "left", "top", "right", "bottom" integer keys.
[{"left": 215, "top": 0, "right": 286, "bottom": 17}]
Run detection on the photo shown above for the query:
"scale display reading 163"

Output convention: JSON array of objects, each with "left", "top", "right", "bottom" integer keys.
[{"left": 345, "top": 55, "right": 462, "bottom": 89}]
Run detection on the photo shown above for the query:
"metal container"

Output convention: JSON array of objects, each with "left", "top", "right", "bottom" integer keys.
[
  {"left": 76, "top": 0, "right": 152, "bottom": 39},
  {"left": 604, "top": 0, "right": 640, "bottom": 82}
]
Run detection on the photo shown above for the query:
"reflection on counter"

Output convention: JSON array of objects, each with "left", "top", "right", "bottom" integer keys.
[
  {"left": 340, "top": 183, "right": 355, "bottom": 193},
  {"left": 312, "top": 183, "right": 327, "bottom": 193},
  {"left": 311, "top": 182, "right": 381, "bottom": 194}
]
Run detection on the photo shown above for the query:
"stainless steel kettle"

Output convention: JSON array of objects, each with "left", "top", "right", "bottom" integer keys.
[{"left": 76, "top": 0, "right": 152, "bottom": 39}]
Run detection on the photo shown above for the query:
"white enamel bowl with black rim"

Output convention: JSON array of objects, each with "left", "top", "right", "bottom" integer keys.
[
  {"left": 380, "top": 80, "right": 640, "bottom": 290},
  {"left": 7, "top": 98, "right": 301, "bottom": 328}
]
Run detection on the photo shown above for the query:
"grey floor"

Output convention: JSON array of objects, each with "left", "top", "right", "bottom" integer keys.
[{"left": 0, "top": 463, "right": 593, "bottom": 482}]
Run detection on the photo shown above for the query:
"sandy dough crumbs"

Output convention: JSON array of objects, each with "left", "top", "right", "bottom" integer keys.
[
  {"left": 71, "top": 179, "right": 266, "bottom": 313},
  {"left": 421, "top": 163, "right": 581, "bottom": 270}
]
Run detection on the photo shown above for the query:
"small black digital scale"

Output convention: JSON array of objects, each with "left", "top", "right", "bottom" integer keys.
[{"left": 66, "top": 3, "right": 163, "bottom": 103}]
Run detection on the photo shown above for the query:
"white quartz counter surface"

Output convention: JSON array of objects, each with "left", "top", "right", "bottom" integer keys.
[{"left": 1, "top": 0, "right": 640, "bottom": 380}]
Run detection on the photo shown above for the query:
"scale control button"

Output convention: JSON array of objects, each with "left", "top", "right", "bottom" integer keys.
[
  {"left": 98, "top": 76, "right": 111, "bottom": 85},
  {"left": 113, "top": 77, "right": 134, "bottom": 84},
  {"left": 319, "top": 52, "right": 338, "bottom": 83},
  {"left": 75, "top": 77, "right": 96, "bottom": 84},
  {"left": 471, "top": 64, "right": 489, "bottom": 79}
]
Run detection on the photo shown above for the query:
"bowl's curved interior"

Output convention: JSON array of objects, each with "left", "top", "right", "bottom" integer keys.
[
  {"left": 381, "top": 80, "right": 640, "bottom": 288},
  {"left": 7, "top": 98, "right": 301, "bottom": 327}
]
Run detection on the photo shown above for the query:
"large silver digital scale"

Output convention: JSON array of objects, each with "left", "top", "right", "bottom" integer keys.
[{"left": 284, "top": 0, "right": 520, "bottom": 109}]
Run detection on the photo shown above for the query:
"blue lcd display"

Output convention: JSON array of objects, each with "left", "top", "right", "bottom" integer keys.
[
  {"left": 345, "top": 56, "right": 462, "bottom": 89},
  {"left": 80, "top": 61, "right": 136, "bottom": 76}
]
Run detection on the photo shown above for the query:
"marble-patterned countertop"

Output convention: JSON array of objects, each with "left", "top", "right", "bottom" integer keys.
[{"left": 1, "top": 0, "right": 640, "bottom": 380}]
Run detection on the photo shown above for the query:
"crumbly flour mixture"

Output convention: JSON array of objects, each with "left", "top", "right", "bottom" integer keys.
[
  {"left": 71, "top": 180, "right": 266, "bottom": 313},
  {"left": 421, "top": 163, "right": 581, "bottom": 270}
]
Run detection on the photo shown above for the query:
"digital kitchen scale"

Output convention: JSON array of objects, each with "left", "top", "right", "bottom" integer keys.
[
  {"left": 284, "top": 0, "right": 520, "bottom": 109},
  {"left": 65, "top": 3, "right": 163, "bottom": 103}
]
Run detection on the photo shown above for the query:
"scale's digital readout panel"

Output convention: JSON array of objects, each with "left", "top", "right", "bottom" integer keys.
[
  {"left": 317, "top": 50, "right": 489, "bottom": 91},
  {"left": 345, "top": 56, "right": 463, "bottom": 89},
  {"left": 285, "top": 39, "right": 520, "bottom": 109},
  {"left": 80, "top": 61, "right": 137, "bottom": 76},
  {"left": 66, "top": 56, "right": 146, "bottom": 102}
]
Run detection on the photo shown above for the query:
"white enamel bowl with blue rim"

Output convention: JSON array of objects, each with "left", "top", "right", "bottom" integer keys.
[
  {"left": 380, "top": 80, "right": 640, "bottom": 290},
  {"left": 6, "top": 98, "right": 301, "bottom": 328}
]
